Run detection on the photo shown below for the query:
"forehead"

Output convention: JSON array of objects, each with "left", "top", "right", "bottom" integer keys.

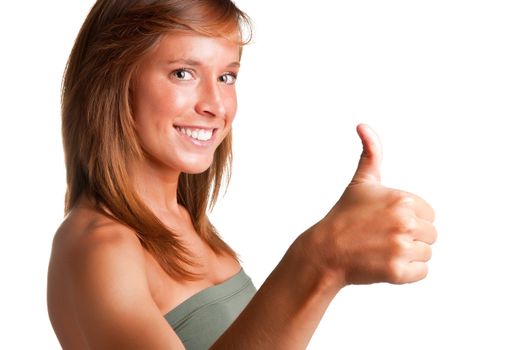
[{"left": 146, "top": 32, "right": 241, "bottom": 65}]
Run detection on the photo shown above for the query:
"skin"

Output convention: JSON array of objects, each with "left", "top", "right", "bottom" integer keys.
[
  {"left": 48, "top": 33, "right": 242, "bottom": 349},
  {"left": 48, "top": 32, "right": 437, "bottom": 349},
  {"left": 213, "top": 125, "right": 436, "bottom": 349}
]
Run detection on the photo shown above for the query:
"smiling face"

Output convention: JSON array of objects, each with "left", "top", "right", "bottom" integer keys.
[{"left": 131, "top": 32, "right": 240, "bottom": 176}]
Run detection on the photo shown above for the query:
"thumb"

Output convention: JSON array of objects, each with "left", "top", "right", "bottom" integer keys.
[{"left": 350, "top": 123, "right": 383, "bottom": 185}]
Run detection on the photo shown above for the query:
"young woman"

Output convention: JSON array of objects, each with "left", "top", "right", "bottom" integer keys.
[{"left": 47, "top": 1, "right": 437, "bottom": 349}]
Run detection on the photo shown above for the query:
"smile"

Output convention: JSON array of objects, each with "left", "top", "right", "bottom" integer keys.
[{"left": 174, "top": 126, "right": 216, "bottom": 142}]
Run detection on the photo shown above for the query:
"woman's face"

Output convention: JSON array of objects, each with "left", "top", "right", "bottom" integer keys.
[{"left": 132, "top": 32, "right": 240, "bottom": 175}]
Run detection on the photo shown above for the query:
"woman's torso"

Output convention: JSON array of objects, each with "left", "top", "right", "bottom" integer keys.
[{"left": 47, "top": 199, "right": 242, "bottom": 349}]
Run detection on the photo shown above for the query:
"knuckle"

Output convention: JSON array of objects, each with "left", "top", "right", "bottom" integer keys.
[
  {"left": 421, "top": 224, "right": 438, "bottom": 245},
  {"left": 429, "top": 206, "right": 437, "bottom": 222},
  {"left": 410, "top": 262, "right": 428, "bottom": 283},
  {"left": 386, "top": 259, "right": 406, "bottom": 284},
  {"left": 390, "top": 190, "right": 414, "bottom": 207},
  {"left": 425, "top": 245, "right": 433, "bottom": 261},
  {"left": 417, "top": 263, "right": 429, "bottom": 280},
  {"left": 430, "top": 226, "right": 438, "bottom": 244},
  {"left": 387, "top": 234, "right": 404, "bottom": 256},
  {"left": 402, "top": 216, "right": 418, "bottom": 233},
  {"left": 389, "top": 234, "right": 411, "bottom": 257},
  {"left": 391, "top": 215, "right": 417, "bottom": 234}
]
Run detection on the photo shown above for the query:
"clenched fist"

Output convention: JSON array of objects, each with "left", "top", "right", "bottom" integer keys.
[{"left": 306, "top": 124, "right": 437, "bottom": 287}]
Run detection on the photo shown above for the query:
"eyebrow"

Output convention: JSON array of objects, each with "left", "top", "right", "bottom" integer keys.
[{"left": 167, "top": 58, "right": 240, "bottom": 68}]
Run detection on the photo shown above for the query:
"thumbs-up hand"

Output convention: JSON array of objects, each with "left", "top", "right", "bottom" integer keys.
[{"left": 305, "top": 124, "right": 437, "bottom": 287}]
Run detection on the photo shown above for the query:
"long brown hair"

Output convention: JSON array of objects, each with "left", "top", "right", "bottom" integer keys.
[{"left": 62, "top": 0, "right": 252, "bottom": 279}]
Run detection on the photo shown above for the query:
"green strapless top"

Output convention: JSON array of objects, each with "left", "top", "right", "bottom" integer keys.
[{"left": 164, "top": 268, "right": 257, "bottom": 349}]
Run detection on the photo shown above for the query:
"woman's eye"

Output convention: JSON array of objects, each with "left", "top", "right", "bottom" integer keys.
[
  {"left": 220, "top": 73, "right": 237, "bottom": 85},
  {"left": 173, "top": 69, "right": 193, "bottom": 81}
]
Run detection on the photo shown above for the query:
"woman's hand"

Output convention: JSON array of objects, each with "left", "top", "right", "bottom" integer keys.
[
  {"left": 305, "top": 124, "right": 437, "bottom": 287},
  {"left": 214, "top": 124, "right": 437, "bottom": 349}
]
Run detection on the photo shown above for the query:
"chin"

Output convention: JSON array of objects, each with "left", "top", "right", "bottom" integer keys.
[
  {"left": 178, "top": 157, "right": 215, "bottom": 175},
  {"left": 183, "top": 166, "right": 212, "bottom": 175}
]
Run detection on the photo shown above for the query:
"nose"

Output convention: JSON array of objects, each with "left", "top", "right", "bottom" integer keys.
[{"left": 195, "top": 79, "right": 226, "bottom": 118}]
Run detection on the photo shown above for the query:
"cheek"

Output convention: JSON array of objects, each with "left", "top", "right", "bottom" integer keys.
[
  {"left": 225, "top": 91, "right": 238, "bottom": 123},
  {"left": 152, "top": 88, "right": 187, "bottom": 117},
  {"left": 133, "top": 71, "right": 191, "bottom": 119},
  {"left": 134, "top": 87, "right": 190, "bottom": 128}
]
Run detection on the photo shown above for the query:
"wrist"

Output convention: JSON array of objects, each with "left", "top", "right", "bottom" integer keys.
[{"left": 288, "top": 225, "right": 345, "bottom": 296}]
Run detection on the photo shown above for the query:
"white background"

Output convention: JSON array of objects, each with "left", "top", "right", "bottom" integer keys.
[{"left": 1, "top": 0, "right": 526, "bottom": 349}]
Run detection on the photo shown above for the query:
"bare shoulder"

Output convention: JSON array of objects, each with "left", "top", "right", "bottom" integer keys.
[
  {"left": 56, "top": 207, "right": 146, "bottom": 290},
  {"left": 48, "top": 206, "right": 184, "bottom": 349},
  {"left": 51, "top": 205, "right": 141, "bottom": 259},
  {"left": 49, "top": 206, "right": 146, "bottom": 301},
  {"left": 58, "top": 210, "right": 144, "bottom": 272}
]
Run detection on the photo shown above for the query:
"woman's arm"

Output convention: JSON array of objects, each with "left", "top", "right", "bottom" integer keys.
[
  {"left": 213, "top": 124, "right": 437, "bottom": 349},
  {"left": 212, "top": 234, "right": 341, "bottom": 349},
  {"left": 58, "top": 124, "right": 435, "bottom": 349},
  {"left": 65, "top": 227, "right": 186, "bottom": 350}
]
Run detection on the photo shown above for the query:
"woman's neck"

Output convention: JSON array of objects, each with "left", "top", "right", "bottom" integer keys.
[{"left": 127, "top": 157, "right": 183, "bottom": 218}]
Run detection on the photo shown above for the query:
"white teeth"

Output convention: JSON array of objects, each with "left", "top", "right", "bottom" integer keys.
[
  {"left": 177, "top": 126, "right": 213, "bottom": 141},
  {"left": 197, "top": 130, "right": 212, "bottom": 141}
]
